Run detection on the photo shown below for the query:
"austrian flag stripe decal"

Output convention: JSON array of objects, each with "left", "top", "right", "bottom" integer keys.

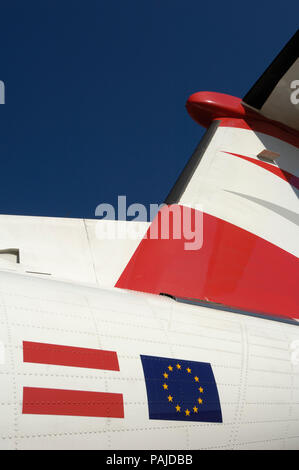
[{"left": 22, "top": 341, "right": 124, "bottom": 418}]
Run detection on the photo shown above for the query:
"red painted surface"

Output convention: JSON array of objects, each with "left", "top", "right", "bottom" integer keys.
[
  {"left": 116, "top": 206, "right": 299, "bottom": 320},
  {"left": 219, "top": 118, "right": 299, "bottom": 149},
  {"left": 223, "top": 151, "right": 299, "bottom": 190},
  {"left": 186, "top": 92, "right": 299, "bottom": 148},
  {"left": 23, "top": 341, "right": 120, "bottom": 371},
  {"left": 23, "top": 387, "right": 124, "bottom": 418}
]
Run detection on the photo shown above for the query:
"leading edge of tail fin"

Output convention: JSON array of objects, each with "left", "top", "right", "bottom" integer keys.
[{"left": 116, "top": 37, "right": 299, "bottom": 321}]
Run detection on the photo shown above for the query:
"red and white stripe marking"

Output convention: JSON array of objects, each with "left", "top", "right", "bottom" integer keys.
[{"left": 22, "top": 341, "right": 124, "bottom": 418}]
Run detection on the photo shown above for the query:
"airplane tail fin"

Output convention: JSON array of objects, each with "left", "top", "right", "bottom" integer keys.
[{"left": 116, "top": 33, "right": 299, "bottom": 321}]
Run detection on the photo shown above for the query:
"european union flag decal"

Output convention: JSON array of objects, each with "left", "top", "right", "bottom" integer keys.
[{"left": 140, "top": 355, "right": 222, "bottom": 423}]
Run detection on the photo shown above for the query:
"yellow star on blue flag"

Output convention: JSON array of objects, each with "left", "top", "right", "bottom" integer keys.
[{"left": 140, "top": 355, "right": 222, "bottom": 423}]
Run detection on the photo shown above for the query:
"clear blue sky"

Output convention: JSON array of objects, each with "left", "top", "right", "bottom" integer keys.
[{"left": 0, "top": 1, "right": 297, "bottom": 219}]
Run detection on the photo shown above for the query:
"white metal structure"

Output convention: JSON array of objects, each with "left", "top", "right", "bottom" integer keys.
[{"left": 0, "top": 31, "right": 298, "bottom": 450}]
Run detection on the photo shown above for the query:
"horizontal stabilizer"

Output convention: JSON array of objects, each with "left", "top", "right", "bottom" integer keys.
[{"left": 243, "top": 30, "right": 299, "bottom": 131}]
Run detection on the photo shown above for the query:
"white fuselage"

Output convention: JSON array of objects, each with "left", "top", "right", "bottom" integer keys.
[{"left": 0, "top": 269, "right": 298, "bottom": 450}]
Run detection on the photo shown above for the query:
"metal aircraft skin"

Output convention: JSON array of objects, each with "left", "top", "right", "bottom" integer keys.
[{"left": 0, "top": 32, "right": 298, "bottom": 450}]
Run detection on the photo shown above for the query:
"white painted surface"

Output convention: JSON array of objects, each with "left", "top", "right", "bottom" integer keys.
[
  {"left": 0, "top": 116, "right": 297, "bottom": 450},
  {"left": 0, "top": 270, "right": 297, "bottom": 450},
  {"left": 180, "top": 126, "right": 299, "bottom": 256}
]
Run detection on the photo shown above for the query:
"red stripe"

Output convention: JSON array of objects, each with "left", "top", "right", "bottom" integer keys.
[
  {"left": 116, "top": 206, "right": 299, "bottom": 320},
  {"left": 22, "top": 387, "right": 124, "bottom": 418},
  {"left": 23, "top": 341, "right": 119, "bottom": 371},
  {"left": 223, "top": 151, "right": 299, "bottom": 190},
  {"left": 218, "top": 118, "right": 299, "bottom": 149}
]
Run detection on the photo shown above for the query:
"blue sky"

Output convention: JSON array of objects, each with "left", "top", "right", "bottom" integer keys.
[{"left": 0, "top": 1, "right": 297, "bottom": 219}]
